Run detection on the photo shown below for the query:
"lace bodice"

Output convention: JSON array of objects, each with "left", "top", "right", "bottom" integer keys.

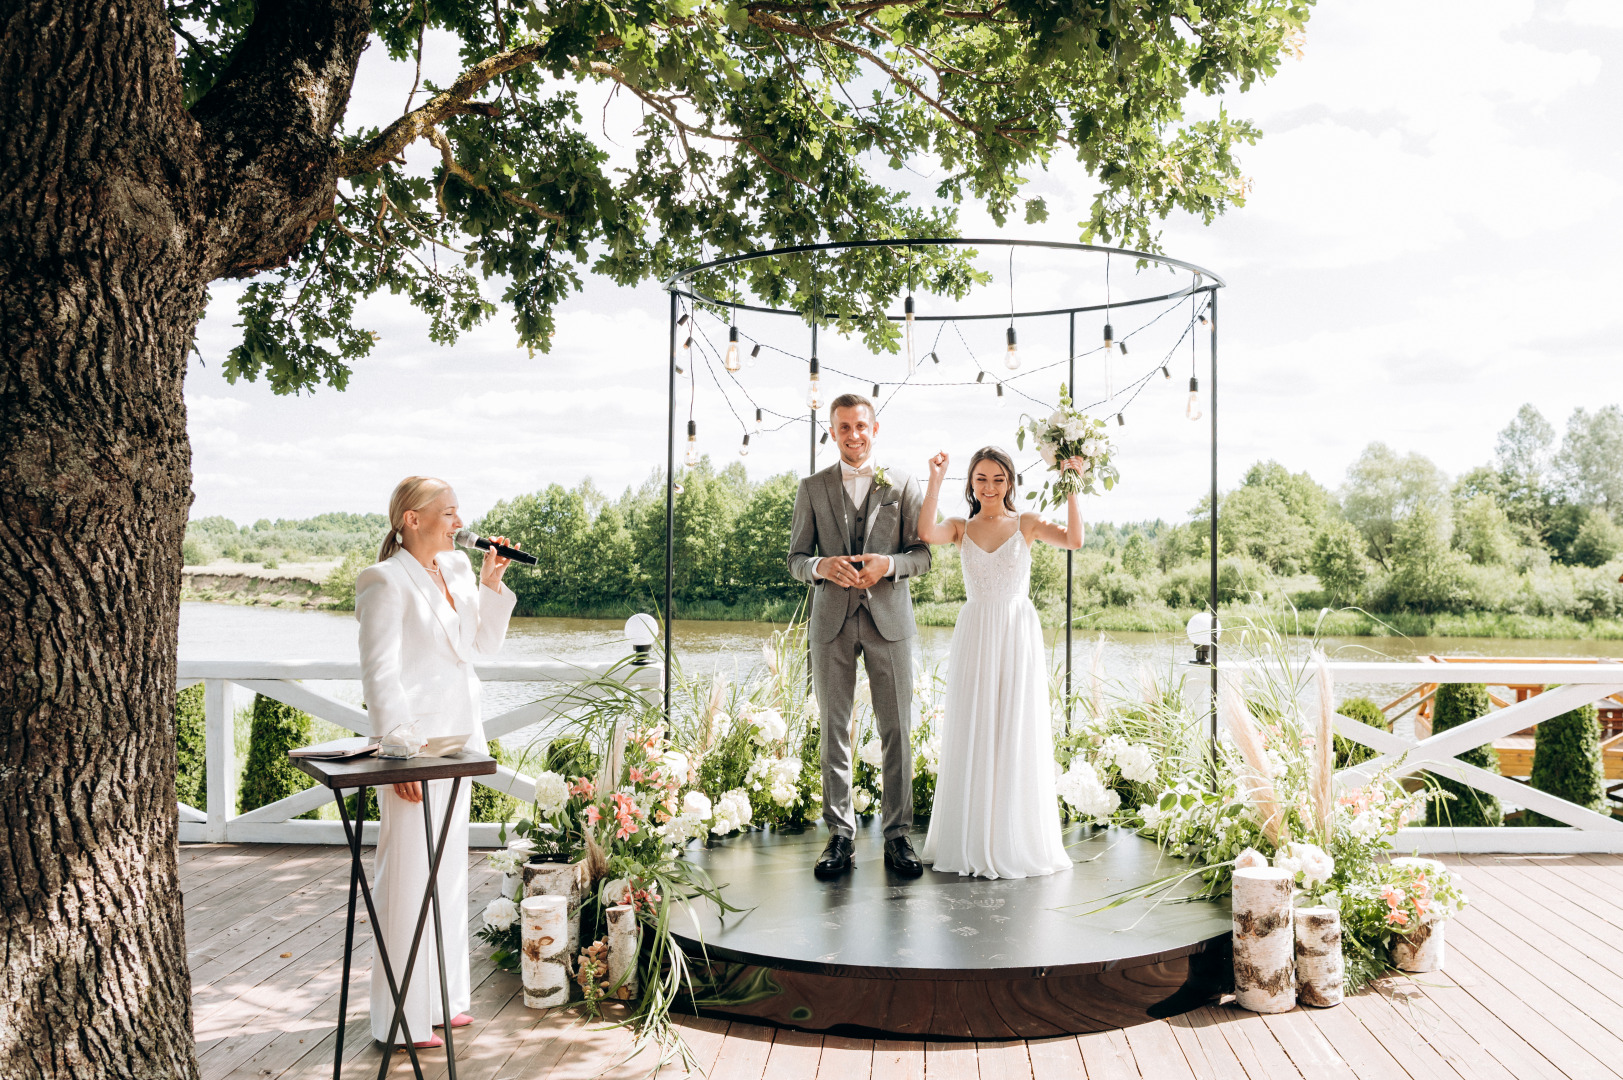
[{"left": 960, "top": 529, "right": 1031, "bottom": 604}]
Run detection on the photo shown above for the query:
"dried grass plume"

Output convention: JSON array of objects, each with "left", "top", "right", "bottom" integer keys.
[{"left": 1220, "top": 671, "right": 1285, "bottom": 847}]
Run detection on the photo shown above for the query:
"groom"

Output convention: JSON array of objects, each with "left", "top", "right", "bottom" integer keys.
[{"left": 788, "top": 394, "right": 932, "bottom": 879}]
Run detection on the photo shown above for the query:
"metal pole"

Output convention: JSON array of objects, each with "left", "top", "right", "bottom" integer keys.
[
  {"left": 664, "top": 291, "right": 677, "bottom": 719},
  {"left": 809, "top": 321, "right": 819, "bottom": 474},
  {"left": 1065, "top": 312, "right": 1075, "bottom": 725},
  {"left": 1208, "top": 290, "right": 1219, "bottom": 766}
]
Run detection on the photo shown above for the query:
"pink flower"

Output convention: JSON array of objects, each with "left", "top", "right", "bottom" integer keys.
[
  {"left": 569, "top": 777, "right": 595, "bottom": 798},
  {"left": 585, "top": 805, "right": 601, "bottom": 827},
  {"left": 1387, "top": 910, "right": 1410, "bottom": 926}
]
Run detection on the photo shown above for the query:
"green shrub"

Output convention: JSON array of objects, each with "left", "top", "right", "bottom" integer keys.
[
  {"left": 1333, "top": 696, "right": 1390, "bottom": 769},
  {"left": 238, "top": 693, "right": 318, "bottom": 818},
  {"left": 1525, "top": 701, "right": 1605, "bottom": 827},
  {"left": 471, "top": 739, "right": 520, "bottom": 823},
  {"left": 181, "top": 538, "right": 215, "bottom": 566},
  {"left": 1425, "top": 683, "right": 1502, "bottom": 827},
  {"left": 1571, "top": 508, "right": 1623, "bottom": 568},
  {"left": 175, "top": 683, "right": 208, "bottom": 811},
  {"left": 323, "top": 547, "right": 374, "bottom": 611}
]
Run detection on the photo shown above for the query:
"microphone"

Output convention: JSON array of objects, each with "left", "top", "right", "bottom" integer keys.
[{"left": 454, "top": 528, "right": 538, "bottom": 565}]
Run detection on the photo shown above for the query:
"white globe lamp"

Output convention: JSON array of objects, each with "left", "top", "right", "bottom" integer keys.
[
  {"left": 625, "top": 613, "right": 660, "bottom": 664},
  {"left": 1185, "top": 611, "right": 1219, "bottom": 665}
]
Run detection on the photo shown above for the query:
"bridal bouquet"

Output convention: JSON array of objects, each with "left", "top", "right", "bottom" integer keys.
[{"left": 1016, "top": 385, "right": 1118, "bottom": 510}]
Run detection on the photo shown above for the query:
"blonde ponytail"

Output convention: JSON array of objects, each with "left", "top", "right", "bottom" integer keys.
[{"left": 378, "top": 476, "right": 452, "bottom": 562}]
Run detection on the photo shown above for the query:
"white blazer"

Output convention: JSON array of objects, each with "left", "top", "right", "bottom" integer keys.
[{"left": 355, "top": 548, "right": 518, "bottom": 751}]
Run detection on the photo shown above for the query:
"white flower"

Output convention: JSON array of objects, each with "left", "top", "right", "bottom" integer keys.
[
  {"left": 1275, "top": 843, "right": 1335, "bottom": 889},
  {"left": 1055, "top": 759, "right": 1120, "bottom": 824},
  {"left": 486, "top": 850, "right": 524, "bottom": 875},
  {"left": 1062, "top": 418, "right": 1088, "bottom": 441},
  {"left": 853, "top": 788, "right": 874, "bottom": 813},
  {"left": 1081, "top": 438, "right": 1101, "bottom": 457},
  {"left": 858, "top": 738, "right": 884, "bottom": 769},
  {"left": 682, "top": 790, "right": 713, "bottom": 820},
  {"left": 710, "top": 788, "right": 754, "bottom": 835},
  {"left": 482, "top": 896, "right": 519, "bottom": 930},
  {"left": 658, "top": 749, "right": 690, "bottom": 782},
  {"left": 1233, "top": 847, "right": 1268, "bottom": 871},
  {"left": 918, "top": 735, "right": 941, "bottom": 774},
  {"left": 762, "top": 641, "right": 779, "bottom": 675},
  {"left": 1139, "top": 803, "right": 1166, "bottom": 831},
  {"left": 533, "top": 771, "right": 570, "bottom": 816},
  {"left": 748, "top": 707, "right": 787, "bottom": 745},
  {"left": 1101, "top": 737, "right": 1156, "bottom": 785},
  {"left": 1346, "top": 811, "right": 1382, "bottom": 842},
  {"left": 1039, "top": 444, "right": 1057, "bottom": 467},
  {"left": 1048, "top": 409, "right": 1068, "bottom": 427}
]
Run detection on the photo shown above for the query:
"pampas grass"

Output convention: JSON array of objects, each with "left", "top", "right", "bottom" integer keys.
[
  {"left": 1311, "top": 649, "right": 1336, "bottom": 841},
  {"left": 1220, "top": 670, "right": 1286, "bottom": 847}
]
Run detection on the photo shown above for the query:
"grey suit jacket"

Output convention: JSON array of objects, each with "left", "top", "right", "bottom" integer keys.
[{"left": 787, "top": 463, "right": 932, "bottom": 644}]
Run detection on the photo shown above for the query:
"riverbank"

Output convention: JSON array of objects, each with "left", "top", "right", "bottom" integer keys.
[{"left": 182, "top": 561, "right": 340, "bottom": 609}]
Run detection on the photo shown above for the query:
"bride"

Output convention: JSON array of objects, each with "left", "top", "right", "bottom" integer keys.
[{"left": 918, "top": 446, "right": 1086, "bottom": 879}]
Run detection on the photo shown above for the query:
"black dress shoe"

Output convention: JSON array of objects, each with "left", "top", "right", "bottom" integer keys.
[
  {"left": 814, "top": 835, "right": 855, "bottom": 879},
  {"left": 883, "top": 836, "right": 924, "bottom": 877}
]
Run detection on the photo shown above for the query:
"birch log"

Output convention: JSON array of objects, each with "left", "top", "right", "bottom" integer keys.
[
  {"left": 1232, "top": 867, "right": 1296, "bottom": 1013},
  {"left": 523, "top": 859, "right": 584, "bottom": 958},
  {"left": 1294, "top": 905, "right": 1344, "bottom": 1007},
  {"left": 606, "top": 903, "right": 641, "bottom": 1000},
  {"left": 520, "top": 895, "right": 569, "bottom": 1009},
  {"left": 1392, "top": 917, "right": 1445, "bottom": 972}
]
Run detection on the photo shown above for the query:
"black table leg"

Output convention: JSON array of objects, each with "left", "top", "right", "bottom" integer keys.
[
  {"left": 334, "top": 787, "right": 363, "bottom": 1080},
  {"left": 421, "top": 777, "right": 464, "bottom": 1080}
]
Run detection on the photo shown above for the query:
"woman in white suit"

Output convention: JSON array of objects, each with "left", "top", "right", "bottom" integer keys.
[{"left": 356, "top": 476, "right": 519, "bottom": 1047}]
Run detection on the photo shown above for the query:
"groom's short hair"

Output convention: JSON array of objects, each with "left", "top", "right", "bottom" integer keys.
[{"left": 828, "top": 393, "right": 875, "bottom": 421}]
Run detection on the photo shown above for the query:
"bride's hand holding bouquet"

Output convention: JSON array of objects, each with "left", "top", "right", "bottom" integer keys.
[{"left": 1016, "top": 384, "right": 1118, "bottom": 511}]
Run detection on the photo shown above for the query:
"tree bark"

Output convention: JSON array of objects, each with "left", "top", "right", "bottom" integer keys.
[{"left": 0, "top": 1, "right": 369, "bottom": 1076}]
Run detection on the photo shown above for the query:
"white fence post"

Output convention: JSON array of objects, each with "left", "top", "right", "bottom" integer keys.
[{"left": 203, "top": 678, "right": 235, "bottom": 843}]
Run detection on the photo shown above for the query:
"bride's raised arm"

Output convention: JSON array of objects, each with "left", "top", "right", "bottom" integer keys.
[
  {"left": 1026, "top": 456, "right": 1086, "bottom": 550},
  {"left": 917, "top": 451, "right": 964, "bottom": 545}
]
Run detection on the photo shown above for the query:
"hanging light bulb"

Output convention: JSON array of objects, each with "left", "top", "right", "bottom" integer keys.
[
  {"left": 996, "top": 382, "right": 1005, "bottom": 399},
  {"left": 1118, "top": 339, "right": 1129, "bottom": 356},
  {"left": 754, "top": 406, "right": 763, "bottom": 424},
  {"left": 820, "top": 431, "right": 829, "bottom": 445},
  {"left": 872, "top": 383, "right": 881, "bottom": 398},
  {"left": 748, "top": 343, "right": 761, "bottom": 367},
  {"left": 1103, "top": 323, "right": 1114, "bottom": 352},
  {"left": 724, "top": 326, "right": 741, "bottom": 372},
  {"left": 1160, "top": 364, "right": 1171, "bottom": 380},
  {"left": 1187, "top": 376, "right": 1203, "bottom": 421},
  {"left": 684, "top": 420, "right": 700, "bottom": 467},
  {"left": 928, "top": 351, "right": 940, "bottom": 365},
  {"left": 807, "top": 357, "right": 823, "bottom": 410},
  {"left": 677, "top": 313, "right": 689, "bottom": 327},
  {"left": 1198, "top": 310, "right": 1209, "bottom": 327},
  {"left": 976, "top": 371, "right": 986, "bottom": 384},
  {"left": 1004, "top": 326, "right": 1020, "bottom": 370},
  {"left": 1116, "top": 412, "right": 1125, "bottom": 426},
  {"left": 904, "top": 294, "right": 916, "bottom": 374},
  {"left": 739, "top": 433, "right": 751, "bottom": 457}
]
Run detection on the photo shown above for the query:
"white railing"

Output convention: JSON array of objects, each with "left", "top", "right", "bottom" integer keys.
[
  {"left": 177, "top": 658, "right": 663, "bottom": 847},
  {"left": 1325, "top": 660, "right": 1623, "bottom": 853}
]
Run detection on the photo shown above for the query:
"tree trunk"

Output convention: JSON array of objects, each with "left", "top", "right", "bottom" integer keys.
[{"left": 1, "top": 0, "right": 368, "bottom": 1076}]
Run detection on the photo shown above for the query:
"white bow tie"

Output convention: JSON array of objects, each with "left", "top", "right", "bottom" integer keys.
[{"left": 842, "top": 463, "right": 874, "bottom": 478}]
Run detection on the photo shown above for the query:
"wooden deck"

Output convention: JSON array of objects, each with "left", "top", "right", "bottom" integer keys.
[{"left": 184, "top": 843, "right": 1623, "bottom": 1079}]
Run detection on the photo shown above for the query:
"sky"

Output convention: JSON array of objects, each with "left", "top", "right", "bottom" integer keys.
[{"left": 185, "top": 0, "right": 1623, "bottom": 528}]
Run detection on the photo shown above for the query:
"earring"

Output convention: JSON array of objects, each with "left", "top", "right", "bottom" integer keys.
[{"left": 395, "top": 531, "right": 404, "bottom": 544}]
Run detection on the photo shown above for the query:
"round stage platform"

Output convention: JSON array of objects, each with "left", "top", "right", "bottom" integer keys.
[{"left": 670, "top": 820, "right": 1232, "bottom": 1039}]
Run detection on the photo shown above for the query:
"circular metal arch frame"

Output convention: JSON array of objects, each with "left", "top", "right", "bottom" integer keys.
[{"left": 659, "top": 237, "right": 1224, "bottom": 759}]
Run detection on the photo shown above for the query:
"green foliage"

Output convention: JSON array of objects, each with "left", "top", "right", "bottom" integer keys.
[
  {"left": 1332, "top": 696, "right": 1389, "bottom": 769},
  {"left": 1121, "top": 533, "right": 1153, "bottom": 578},
  {"left": 322, "top": 547, "right": 375, "bottom": 611},
  {"left": 238, "top": 694, "right": 318, "bottom": 818},
  {"left": 171, "top": 0, "right": 1311, "bottom": 392},
  {"left": 1556, "top": 405, "right": 1623, "bottom": 513},
  {"left": 185, "top": 512, "right": 385, "bottom": 564},
  {"left": 1571, "top": 508, "right": 1623, "bottom": 568},
  {"left": 1309, "top": 519, "right": 1368, "bottom": 604},
  {"left": 1217, "top": 461, "right": 1335, "bottom": 574},
  {"left": 471, "top": 739, "right": 521, "bottom": 823},
  {"left": 1339, "top": 442, "right": 1451, "bottom": 569},
  {"left": 1525, "top": 702, "right": 1606, "bottom": 827},
  {"left": 1425, "top": 683, "right": 1502, "bottom": 828},
  {"left": 1380, "top": 505, "right": 1468, "bottom": 613},
  {"left": 175, "top": 684, "right": 208, "bottom": 812},
  {"left": 1453, "top": 492, "right": 1518, "bottom": 567}
]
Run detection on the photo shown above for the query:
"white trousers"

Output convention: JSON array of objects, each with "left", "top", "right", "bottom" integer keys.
[{"left": 369, "top": 778, "right": 472, "bottom": 1042}]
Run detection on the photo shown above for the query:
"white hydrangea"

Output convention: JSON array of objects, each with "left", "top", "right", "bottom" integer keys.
[
  {"left": 1055, "top": 758, "right": 1120, "bottom": 824},
  {"left": 858, "top": 738, "right": 885, "bottom": 769},
  {"left": 1038, "top": 443, "right": 1057, "bottom": 467},
  {"left": 1275, "top": 842, "right": 1335, "bottom": 889},
  {"left": 1346, "top": 810, "right": 1383, "bottom": 842},
  {"left": 853, "top": 788, "right": 874, "bottom": 814},
  {"left": 917, "top": 735, "right": 941, "bottom": 775},
  {"left": 658, "top": 749, "right": 690, "bottom": 782},
  {"left": 482, "top": 896, "right": 519, "bottom": 930},
  {"left": 1139, "top": 802, "right": 1167, "bottom": 832},
  {"left": 748, "top": 707, "right": 787, "bottom": 745},
  {"left": 533, "top": 771, "right": 570, "bottom": 816},
  {"left": 710, "top": 788, "right": 753, "bottom": 835},
  {"left": 659, "top": 812, "right": 706, "bottom": 846},
  {"left": 1101, "top": 736, "right": 1156, "bottom": 785},
  {"left": 682, "top": 789, "right": 713, "bottom": 820},
  {"left": 768, "top": 758, "right": 802, "bottom": 806}
]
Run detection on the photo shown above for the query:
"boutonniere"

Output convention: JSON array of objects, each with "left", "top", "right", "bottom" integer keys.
[{"left": 872, "top": 464, "right": 893, "bottom": 490}]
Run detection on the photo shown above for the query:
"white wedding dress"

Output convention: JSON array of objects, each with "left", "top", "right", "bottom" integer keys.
[{"left": 922, "top": 530, "right": 1072, "bottom": 879}]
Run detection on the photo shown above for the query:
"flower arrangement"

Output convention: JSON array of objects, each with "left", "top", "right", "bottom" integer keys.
[{"left": 1015, "top": 384, "right": 1119, "bottom": 509}]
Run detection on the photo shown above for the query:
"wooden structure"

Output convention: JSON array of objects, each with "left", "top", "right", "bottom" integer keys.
[{"left": 184, "top": 842, "right": 1623, "bottom": 1080}]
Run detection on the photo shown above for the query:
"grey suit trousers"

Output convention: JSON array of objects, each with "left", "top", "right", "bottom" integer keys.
[{"left": 813, "top": 605, "right": 915, "bottom": 840}]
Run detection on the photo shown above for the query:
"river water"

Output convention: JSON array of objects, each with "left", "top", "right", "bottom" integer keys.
[{"left": 181, "top": 601, "right": 1623, "bottom": 749}]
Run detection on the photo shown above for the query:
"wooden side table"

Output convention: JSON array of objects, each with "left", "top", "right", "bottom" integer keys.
[{"left": 292, "top": 752, "right": 497, "bottom": 1080}]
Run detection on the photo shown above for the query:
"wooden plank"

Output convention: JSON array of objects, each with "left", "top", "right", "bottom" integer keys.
[
  {"left": 1299, "top": 1001, "right": 1410, "bottom": 1080},
  {"left": 706, "top": 1022, "right": 775, "bottom": 1080},
  {"left": 1202, "top": 1004, "right": 1303, "bottom": 1080},
  {"left": 1075, "top": 1029, "right": 1138, "bottom": 1080},
  {"left": 766, "top": 1029, "right": 823, "bottom": 1080},
  {"left": 1399, "top": 970, "right": 1568, "bottom": 1080},
  {"left": 1123, "top": 1021, "right": 1196, "bottom": 1080},
  {"left": 923, "top": 1040, "right": 980, "bottom": 1080},
  {"left": 1257, "top": 1011, "right": 1355, "bottom": 1080},
  {"left": 1457, "top": 870, "right": 1623, "bottom": 997},
  {"left": 976, "top": 1040, "right": 1034, "bottom": 1080},
  {"left": 1165, "top": 1008, "right": 1247, "bottom": 1080},
  {"left": 1337, "top": 987, "right": 1478, "bottom": 1080},
  {"left": 1025, "top": 1036, "right": 1084, "bottom": 1080},
  {"left": 870, "top": 1039, "right": 923, "bottom": 1080},
  {"left": 816, "top": 1034, "right": 873, "bottom": 1080}
]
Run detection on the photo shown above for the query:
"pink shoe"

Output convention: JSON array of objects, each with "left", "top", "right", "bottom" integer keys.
[
  {"left": 434, "top": 1014, "right": 474, "bottom": 1029},
  {"left": 397, "top": 1035, "right": 444, "bottom": 1050}
]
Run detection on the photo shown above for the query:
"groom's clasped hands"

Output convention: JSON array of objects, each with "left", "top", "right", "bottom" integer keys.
[{"left": 820, "top": 554, "right": 887, "bottom": 590}]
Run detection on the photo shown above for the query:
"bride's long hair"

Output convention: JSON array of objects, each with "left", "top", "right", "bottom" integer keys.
[{"left": 963, "top": 446, "right": 1018, "bottom": 518}]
